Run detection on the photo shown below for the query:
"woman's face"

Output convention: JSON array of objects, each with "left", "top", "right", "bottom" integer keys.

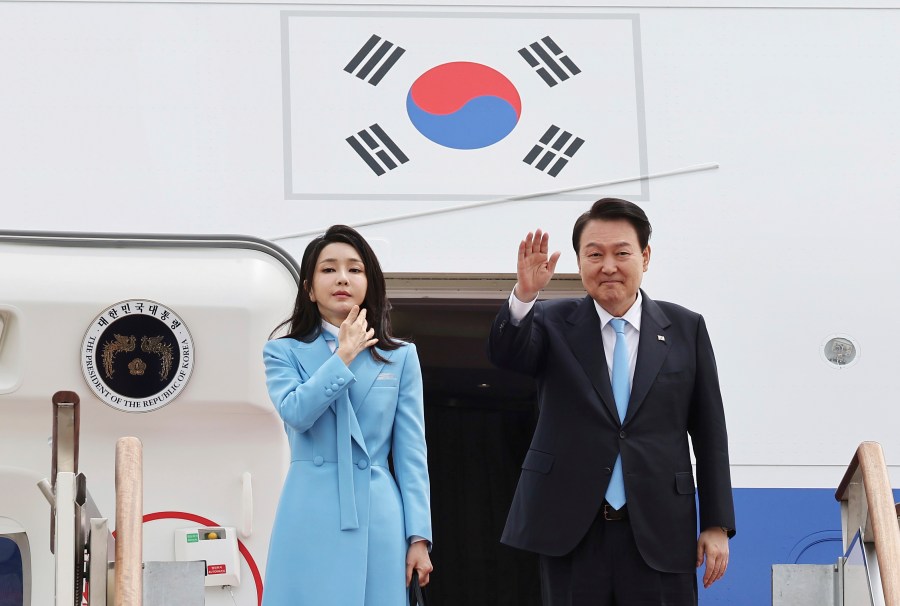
[{"left": 308, "top": 242, "right": 368, "bottom": 326}]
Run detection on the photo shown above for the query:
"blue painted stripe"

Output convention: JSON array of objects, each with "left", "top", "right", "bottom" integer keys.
[{"left": 699, "top": 487, "right": 900, "bottom": 605}]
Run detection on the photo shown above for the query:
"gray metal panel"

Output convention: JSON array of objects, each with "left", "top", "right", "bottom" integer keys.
[
  {"left": 773, "top": 564, "right": 837, "bottom": 606},
  {"left": 88, "top": 519, "right": 108, "bottom": 606},
  {"left": 143, "top": 561, "right": 206, "bottom": 606},
  {"left": 0, "top": 230, "right": 301, "bottom": 284}
]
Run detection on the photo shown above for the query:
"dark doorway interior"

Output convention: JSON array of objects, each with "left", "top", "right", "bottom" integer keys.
[
  {"left": 392, "top": 300, "right": 541, "bottom": 606},
  {"left": 0, "top": 536, "right": 24, "bottom": 606}
]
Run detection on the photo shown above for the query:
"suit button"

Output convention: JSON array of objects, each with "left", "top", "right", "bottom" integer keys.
[
  {"left": 337, "top": 378, "right": 345, "bottom": 385},
  {"left": 325, "top": 388, "right": 333, "bottom": 396},
  {"left": 357, "top": 460, "right": 368, "bottom": 470},
  {"left": 619, "top": 430, "right": 626, "bottom": 439},
  {"left": 332, "top": 383, "right": 340, "bottom": 389},
  {"left": 603, "top": 467, "right": 612, "bottom": 474},
  {"left": 313, "top": 456, "right": 324, "bottom": 466}
]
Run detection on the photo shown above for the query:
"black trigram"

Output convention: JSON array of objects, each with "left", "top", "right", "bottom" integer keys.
[
  {"left": 346, "top": 124, "right": 409, "bottom": 176},
  {"left": 344, "top": 34, "right": 406, "bottom": 86},
  {"left": 519, "top": 36, "right": 581, "bottom": 87},
  {"left": 523, "top": 126, "right": 585, "bottom": 177}
]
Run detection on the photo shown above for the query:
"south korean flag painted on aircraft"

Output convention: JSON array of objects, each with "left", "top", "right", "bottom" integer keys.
[{"left": 282, "top": 8, "right": 648, "bottom": 201}]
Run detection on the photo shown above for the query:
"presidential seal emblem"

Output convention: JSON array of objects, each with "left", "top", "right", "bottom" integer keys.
[{"left": 81, "top": 300, "right": 194, "bottom": 412}]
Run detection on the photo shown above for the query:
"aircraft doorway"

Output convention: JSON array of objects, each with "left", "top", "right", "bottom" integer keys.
[
  {"left": 0, "top": 532, "right": 28, "bottom": 606},
  {"left": 388, "top": 274, "right": 583, "bottom": 606}
]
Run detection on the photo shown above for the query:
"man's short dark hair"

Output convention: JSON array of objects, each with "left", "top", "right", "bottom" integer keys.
[{"left": 572, "top": 198, "right": 652, "bottom": 253}]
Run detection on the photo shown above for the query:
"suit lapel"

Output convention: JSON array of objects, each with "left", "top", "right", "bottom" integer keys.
[
  {"left": 625, "top": 292, "right": 672, "bottom": 424},
  {"left": 293, "top": 334, "right": 378, "bottom": 455},
  {"left": 345, "top": 348, "right": 393, "bottom": 457},
  {"left": 291, "top": 334, "right": 342, "bottom": 417},
  {"left": 348, "top": 347, "right": 392, "bottom": 414},
  {"left": 565, "top": 296, "right": 619, "bottom": 423},
  {"left": 290, "top": 334, "right": 333, "bottom": 379}
]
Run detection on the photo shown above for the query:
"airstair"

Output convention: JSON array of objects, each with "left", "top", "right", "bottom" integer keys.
[
  {"left": 0, "top": 231, "right": 299, "bottom": 606},
  {"left": 772, "top": 442, "right": 900, "bottom": 606},
  {"left": 39, "top": 390, "right": 205, "bottom": 605}
]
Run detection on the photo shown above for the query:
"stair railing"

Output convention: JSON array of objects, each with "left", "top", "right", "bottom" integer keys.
[{"left": 835, "top": 442, "right": 900, "bottom": 606}]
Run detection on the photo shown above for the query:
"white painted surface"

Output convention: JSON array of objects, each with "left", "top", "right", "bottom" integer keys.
[
  {"left": 1, "top": 2, "right": 899, "bottom": 602},
  {"left": 0, "top": 240, "right": 297, "bottom": 606}
]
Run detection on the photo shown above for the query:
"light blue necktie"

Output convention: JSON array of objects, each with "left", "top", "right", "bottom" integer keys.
[{"left": 604, "top": 318, "right": 630, "bottom": 509}]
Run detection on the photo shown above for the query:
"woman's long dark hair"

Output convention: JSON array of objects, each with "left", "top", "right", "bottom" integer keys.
[{"left": 270, "top": 225, "right": 401, "bottom": 363}]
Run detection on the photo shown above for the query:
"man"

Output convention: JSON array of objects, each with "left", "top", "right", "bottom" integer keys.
[{"left": 488, "top": 198, "right": 735, "bottom": 605}]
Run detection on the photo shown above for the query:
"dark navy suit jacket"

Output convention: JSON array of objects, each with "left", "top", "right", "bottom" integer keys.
[{"left": 488, "top": 290, "right": 735, "bottom": 573}]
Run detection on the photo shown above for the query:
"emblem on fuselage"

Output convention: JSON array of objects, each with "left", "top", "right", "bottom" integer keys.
[{"left": 81, "top": 300, "right": 194, "bottom": 412}]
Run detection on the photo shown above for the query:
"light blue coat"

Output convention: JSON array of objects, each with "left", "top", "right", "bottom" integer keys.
[{"left": 261, "top": 334, "right": 432, "bottom": 606}]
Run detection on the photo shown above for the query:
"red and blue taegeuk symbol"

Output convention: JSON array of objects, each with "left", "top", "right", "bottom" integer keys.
[{"left": 406, "top": 62, "right": 522, "bottom": 150}]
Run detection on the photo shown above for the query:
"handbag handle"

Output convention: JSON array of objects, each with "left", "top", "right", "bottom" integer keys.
[{"left": 409, "top": 570, "right": 427, "bottom": 605}]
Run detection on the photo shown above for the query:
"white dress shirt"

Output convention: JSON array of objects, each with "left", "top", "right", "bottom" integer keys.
[{"left": 321, "top": 320, "right": 340, "bottom": 351}]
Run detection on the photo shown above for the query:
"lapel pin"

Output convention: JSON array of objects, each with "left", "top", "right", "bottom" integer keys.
[{"left": 657, "top": 335, "right": 666, "bottom": 342}]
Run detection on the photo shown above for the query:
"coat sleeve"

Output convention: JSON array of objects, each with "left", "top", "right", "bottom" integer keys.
[
  {"left": 263, "top": 339, "right": 356, "bottom": 433},
  {"left": 390, "top": 343, "right": 433, "bottom": 544},
  {"left": 687, "top": 315, "right": 736, "bottom": 537},
  {"left": 486, "top": 299, "right": 548, "bottom": 377}
]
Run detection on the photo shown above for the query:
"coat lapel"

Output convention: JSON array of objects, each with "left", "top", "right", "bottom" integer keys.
[
  {"left": 291, "top": 334, "right": 342, "bottom": 417},
  {"left": 348, "top": 347, "right": 392, "bottom": 415},
  {"left": 625, "top": 292, "right": 671, "bottom": 424},
  {"left": 292, "top": 334, "right": 373, "bottom": 456},
  {"left": 290, "top": 334, "right": 333, "bottom": 379},
  {"left": 565, "top": 296, "right": 619, "bottom": 424}
]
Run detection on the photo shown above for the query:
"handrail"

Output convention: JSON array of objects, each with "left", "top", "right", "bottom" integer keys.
[
  {"left": 835, "top": 441, "right": 900, "bottom": 606},
  {"left": 115, "top": 437, "right": 143, "bottom": 605}
]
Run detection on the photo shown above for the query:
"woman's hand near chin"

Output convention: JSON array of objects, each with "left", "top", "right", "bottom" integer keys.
[{"left": 337, "top": 305, "right": 378, "bottom": 365}]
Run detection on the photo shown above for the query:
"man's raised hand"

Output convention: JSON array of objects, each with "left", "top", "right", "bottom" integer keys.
[{"left": 515, "top": 229, "right": 561, "bottom": 303}]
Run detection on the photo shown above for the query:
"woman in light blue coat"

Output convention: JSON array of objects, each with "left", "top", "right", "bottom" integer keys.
[{"left": 262, "top": 225, "right": 433, "bottom": 605}]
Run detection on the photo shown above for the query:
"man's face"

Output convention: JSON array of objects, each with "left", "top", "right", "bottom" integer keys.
[{"left": 577, "top": 218, "right": 650, "bottom": 317}]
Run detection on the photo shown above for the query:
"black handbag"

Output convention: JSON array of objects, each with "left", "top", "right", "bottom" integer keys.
[{"left": 409, "top": 571, "right": 427, "bottom": 606}]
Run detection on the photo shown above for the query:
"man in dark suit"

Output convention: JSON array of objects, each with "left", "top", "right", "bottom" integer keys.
[{"left": 488, "top": 198, "right": 735, "bottom": 605}]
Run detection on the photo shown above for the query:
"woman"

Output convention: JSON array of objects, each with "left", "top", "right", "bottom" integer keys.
[{"left": 262, "top": 225, "right": 433, "bottom": 605}]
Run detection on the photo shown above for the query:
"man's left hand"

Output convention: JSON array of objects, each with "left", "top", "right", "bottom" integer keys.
[{"left": 696, "top": 526, "right": 729, "bottom": 588}]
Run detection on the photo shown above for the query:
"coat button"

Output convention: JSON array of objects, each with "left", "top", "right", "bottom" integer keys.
[
  {"left": 603, "top": 467, "right": 612, "bottom": 474},
  {"left": 357, "top": 460, "right": 368, "bottom": 470},
  {"left": 332, "top": 383, "right": 340, "bottom": 389},
  {"left": 619, "top": 430, "right": 626, "bottom": 439},
  {"left": 313, "top": 456, "right": 324, "bottom": 466},
  {"left": 325, "top": 388, "right": 333, "bottom": 396},
  {"left": 337, "top": 378, "right": 345, "bottom": 385}
]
